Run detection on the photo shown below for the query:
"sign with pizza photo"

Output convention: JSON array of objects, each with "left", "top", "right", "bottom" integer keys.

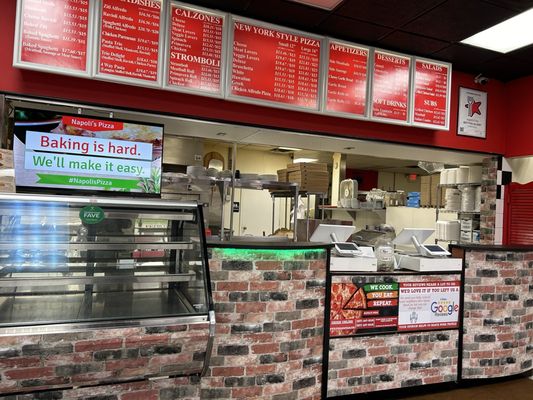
[{"left": 329, "top": 281, "right": 399, "bottom": 337}]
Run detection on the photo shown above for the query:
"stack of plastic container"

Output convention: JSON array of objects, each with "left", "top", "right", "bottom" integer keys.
[
  {"left": 444, "top": 188, "right": 461, "bottom": 211},
  {"left": 406, "top": 192, "right": 420, "bottom": 208}
]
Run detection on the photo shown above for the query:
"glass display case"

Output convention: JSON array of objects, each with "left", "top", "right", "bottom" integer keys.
[{"left": 0, "top": 193, "right": 213, "bottom": 334}]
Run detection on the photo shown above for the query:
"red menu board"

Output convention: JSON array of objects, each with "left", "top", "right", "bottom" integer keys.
[
  {"left": 167, "top": 3, "right": 224, "bottom": 94},
  {"left": 412, "top": 60, "right": 450, "bottom": 128},
  {"left": 325, "top": 41, "right": 369, "bottom": 116},
  {"left": 230, "top": 19, "right": 321, "bottom": 110},
  {"left": 17, "top": 0, "right": 90, "bottom": 72},
  {"left": 371, "top": 50, "right": 411, "bottom": 123},
  {"left": 98, "top": 0, "right": 161, "bottom": 83}
]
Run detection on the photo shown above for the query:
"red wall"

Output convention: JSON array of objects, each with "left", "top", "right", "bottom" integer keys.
[
  {"left": 0, "top": 1, "right": 508, "bottom": 155},
  {"left": 504, "top": 76, "right": 533, "bottom": 157},
  {"left": 345, "top": 169, "right": 378, "bottom": 191}
]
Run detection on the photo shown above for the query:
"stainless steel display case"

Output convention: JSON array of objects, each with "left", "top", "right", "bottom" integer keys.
[{"left": 0, "top": 193, "right": 213, "bottom": 335}]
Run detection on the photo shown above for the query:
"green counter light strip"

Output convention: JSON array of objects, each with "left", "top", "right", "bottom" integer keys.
[{"left": 214, "top": 247, "right": 326, "bottom": 261}]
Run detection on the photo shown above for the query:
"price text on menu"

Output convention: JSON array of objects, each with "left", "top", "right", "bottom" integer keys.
[
  {"left": 168, "top": 4, "right": 223, "bottom": 93},
  {"left": 413, "top": 60, "right": 449, "bottom": 127},
  {"left": 326, "top": 42, "right": 369, "bottom": 116},
  {"left": 372, "top": 51, "right": 411, "bottom": 122},
  {"left": 231, "top": 21, "right": 321, "bottom": 109},
  {"left": 99, "top": 0, "right": 161, "bottom": 81},
  {"left": 20, "top": 0, "right": 89, "bottom": 71}
]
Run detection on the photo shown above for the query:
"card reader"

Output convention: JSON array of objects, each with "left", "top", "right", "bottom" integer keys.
[{"left": 333, "top": 242, "right": 361, "bottom": 257}]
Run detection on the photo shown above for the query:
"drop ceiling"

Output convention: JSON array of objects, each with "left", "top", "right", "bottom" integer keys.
[{"left": 183, "top": 0, "right": 533, "bottom": 82}]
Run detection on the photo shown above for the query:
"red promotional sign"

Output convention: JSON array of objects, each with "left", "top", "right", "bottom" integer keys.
[
  {"left": 325, "top": 41, "right": 369, "bottom": 116},
  {"left": 230, "top": 20, "right": 321, "bottom": 110},
  {"left": 413, "top": 60, "right": 449, "bottom": 128},
  {"left": 167, "top": 4, "right": 224, "bottom": 94},
  {"left": 19, "top": 0, "right": 90, "bottom": 72},
  {"left": 98, "top": 0, "right": 161, "bottom": 82},
  {"left": 62, "top": 116, "right": 124, "bottom": 131},
  {"left": 371, "top": 50, "right": 411, "bottom": 123}
]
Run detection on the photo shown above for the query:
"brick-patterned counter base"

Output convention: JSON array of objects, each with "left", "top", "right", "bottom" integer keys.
[
  {"left": 204, "top": 247, "right": 327, "bottom": 400},
  {"left": 327, "top": 274, "right": 460, "bottom": 397},
  {"left": 0, "top": 323, "right": 209, "bottom": 396},
  {"left": 463, "top": 249, "right": 533, "bottom": 379}
]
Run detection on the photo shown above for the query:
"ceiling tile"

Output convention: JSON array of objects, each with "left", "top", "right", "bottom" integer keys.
[
  {"left": 335, "top": 0, "right": 444, "bottom": 28},
  {"left": 318, "top": 15, "right": 392, "bottom": 44},
  {"left": 433, "top": 44, "right": 501, "bottom": 73},
  {"left": 478, "top": 56, "right": 533, "bottom": 82},
  {"left": 180, "top": 0, "right": 251, "bottom": 13},
  {"left": 244, "top": 0, "right": 328, "bottom": 29},
  {"left": 402, "top": 0, "right": 517, "bottom": 42},
  {"left": 378, "top": 31, "right": 449, "bottom": 56},
  {"left": 481, "top": 0, "right": 533, "bottom": 11},
  {"left": 509, "top": 44, "right": 533, "bottom": 62}
]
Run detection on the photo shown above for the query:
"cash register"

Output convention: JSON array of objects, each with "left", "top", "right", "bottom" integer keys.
[
  {"left": 310, "top": 224, "right": 377, "bottom": 272},
  {"left": 392, "top": 228, "right": 461, "bottom": 272}
]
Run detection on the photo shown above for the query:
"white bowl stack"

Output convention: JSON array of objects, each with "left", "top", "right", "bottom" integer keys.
[{"left": 445, "top": 188, "right": 461, "bottom": 211}]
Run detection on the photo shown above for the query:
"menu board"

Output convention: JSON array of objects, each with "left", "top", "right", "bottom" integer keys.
[
  {"left": 15, "top": 0, "right": 91, "bottom": 74},
  {"left": 324, "top": 41, "right": 369, "bottom": 117},
  {"left": 371, "top": 50, "right": 411, "bottom": 123},
  {"left": 166, "top": 3, "right": 225, "bottom": 95},
  {"left": 97, "top": 0, "right": 162, "bottom": 84},
  {"left": 412, "top": 59, "right": 450, "bottom": 129},
  {"left": 13, "top": 108, "right": 163, "bottom": 195},
  {"left": 230, "top": 18, "right": 321, "bottom": 110},
  {"left": 398, "top": 281, "right": 460, "bottom": 331}
]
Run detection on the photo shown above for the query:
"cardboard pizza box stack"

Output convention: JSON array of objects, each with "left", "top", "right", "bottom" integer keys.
[{"left": 287, "top": 162, "right": 329, "bottom": 193}]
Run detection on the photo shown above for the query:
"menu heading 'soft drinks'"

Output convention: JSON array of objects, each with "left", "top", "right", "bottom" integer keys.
[
  {"left": 167, "top": 3, "right": 224, "bottom": 94},
  {"left": 371, "top": 50, "right": 411, "bottom": 123},
  {"left": 412, "top": 60, "right": 450, "bottom": 128},
  {"left": 98, "top": 0, "right": 161, "bottom": 82},
  {"left": 18, "top": 0, "right": 90, "bottom": 72},
  {"left": 325, "top": 41, "right": 369, "bottom": 117},
  {"left": 230, "top": 19, "right": 321, "bottom": 110}
]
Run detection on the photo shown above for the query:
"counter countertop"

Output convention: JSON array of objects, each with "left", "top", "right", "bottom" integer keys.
[
  {"left": 450, "top": 243, "right": 533, "bottom": 251},
  {"left": 206, "top": 239, "right": 332, "bottom": 250}
]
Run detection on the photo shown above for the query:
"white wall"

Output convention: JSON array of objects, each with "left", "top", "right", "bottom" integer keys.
[{"left": 385, "top": 206, "right": 457, "bottom": 244}]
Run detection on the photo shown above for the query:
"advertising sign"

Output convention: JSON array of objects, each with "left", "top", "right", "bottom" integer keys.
[
  {"left": 324, "top": 40, "right": 369, "bottom": 117},
  {"left": 229, "top": 18, "right": 321, "bottom": 110},
  {"left": 166, "top": 2, "right": 225, "bottom": 96},
  {"left": 14, "top": 0, "right": 91, "bottom": 75},
  {"left": 412, "top": 59, "right": 451, "bottom": 129},
  {"left": 97, "top": 0, "right": 162, "bottom": 85},
  {"left": 371, "top": 50, "right": 411, "bottom": 123},
  {"left": 13, "top": 108, "right": 163, "bottom": 195},
  {"left": 398, "top": 281, "right": 461, "bottom": 331},
  {"left": 330, "top": 281, "right": 399, "bottom": 337},
  {"left": 457, "top": 87, "right": 487, "bottom": 138}
]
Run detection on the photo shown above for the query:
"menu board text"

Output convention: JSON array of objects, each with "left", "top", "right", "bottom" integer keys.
[
  {"left": 413, "top": 60, "right": 449, "bottom": 127},
  {"left": 231, "top": 21, "right": 321, "bottom": 109},
  {"left": 325, "top": 42, "right": 369, "bottom": 116},
  {"left": 98, "top": 0, "right": 161, "bottom": 82},
  {"left": 372, "top": 51, "right": 411, "bottom": 122},
  {"left": 20, "top": 0, "right": 90, "bottom": 72},
  {"left": 167, "top": 4, "right": 223, "bottom": 93}
]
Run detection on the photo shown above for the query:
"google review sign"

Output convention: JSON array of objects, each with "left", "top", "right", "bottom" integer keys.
[{"left": 25, "top": 131, "right": 153, "bottom": 179}]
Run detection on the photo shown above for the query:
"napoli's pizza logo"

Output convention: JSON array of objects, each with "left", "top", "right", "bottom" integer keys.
[{"left": 465, "top": 96, "right": 482, "bottom": 117}]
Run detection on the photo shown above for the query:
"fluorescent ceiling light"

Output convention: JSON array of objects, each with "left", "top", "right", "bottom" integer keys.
[
  {"left": 461, "top": 8, "right": 533, "bottom": 53},
  {"left": 278, "top": 146, "right": 302, "bottom": 151},
  {"left": 288, "top": 0, "right": 344, "bottom": 11},
  {"left": 293, "top": 157, "right": 318, "bottom": 163}
]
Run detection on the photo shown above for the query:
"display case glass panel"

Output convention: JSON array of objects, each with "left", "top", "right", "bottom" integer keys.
[{"left": 0, "top": 194, "right": 210, "bottom": 332}]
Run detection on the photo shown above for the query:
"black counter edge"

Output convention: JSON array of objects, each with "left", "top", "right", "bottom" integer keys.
[
  {"left": 450, "top": 243, "right": 533, "bottom": 251},
  {"left": 206, "top": 240, "right": 333, "bottom": 250}
]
